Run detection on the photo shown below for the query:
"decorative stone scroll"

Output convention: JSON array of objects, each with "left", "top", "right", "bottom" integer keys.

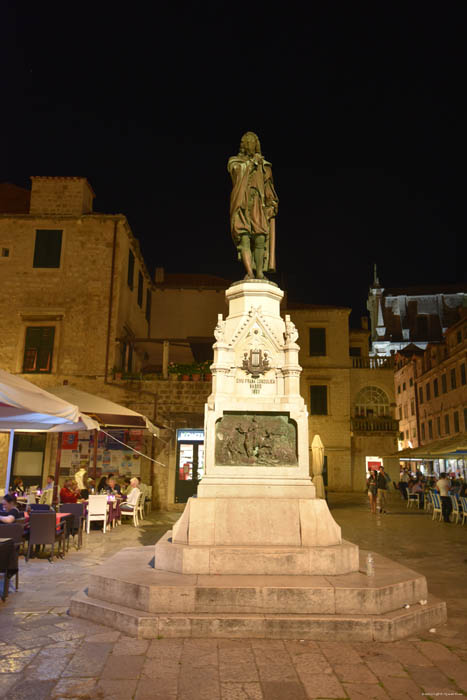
[{"left": 215, "top": 412, "right": 298, "bottom": 467}]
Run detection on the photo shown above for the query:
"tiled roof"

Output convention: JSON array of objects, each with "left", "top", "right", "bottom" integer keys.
[{"left": 0, "top": 183, "right": 31, "bottom": 213}]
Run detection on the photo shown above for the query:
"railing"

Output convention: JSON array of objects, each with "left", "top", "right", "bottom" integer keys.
[
  {"left": 352, "top": 356, "right": 395, "bottom": 369},
  {"left": 351, "top": 417, "right": 399, "bottom": 433}
]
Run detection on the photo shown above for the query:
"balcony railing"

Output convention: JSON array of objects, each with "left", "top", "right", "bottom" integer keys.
[
  {"left": 352, "top": 356, "right": 395, "bottom": 369},
  {"left": 351, "top": 417, "right": 399, "bottom": 433}
]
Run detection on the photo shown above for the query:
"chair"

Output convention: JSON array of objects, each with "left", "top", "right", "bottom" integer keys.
[
  {"left": 120, "top": 491, "right": 141, "bottom": 527},
  {"left": 0, "top": 522, "right": 25, "bottom": 592},
  {"left": 86, "top": 495, "right": 108, "bottom": 534},
  {"left": 29, "top": 504, "right": 52, "bottom": 512},
  {"left": 137, "top": 491, "right": 145, "bottom": 523},
  {"left": 450, "top": 495, "right": 460, "bottom": 524},
  {"left": 144, "top": 485, "right": 153, "bottom": 515},
  {"left": 59, "top": 503, "right": 85, "bottom": 548},
  {"left": 39, "top": 489, "right": 54, "bottom": 506},
  {"left": 26, "top": 512, "right": 66, "bottom": 562},
  {"left": 424, "top": 491, "right": 433, "bottom": 512},
  {"left": 407, "top": 493, "right": 419, "bottom": 509},
  {"left": 459, "top": 497, "right": 467, "bottom": 526},
  {"left": 431, "top": 492, "right": 442, "bottom": 521}
]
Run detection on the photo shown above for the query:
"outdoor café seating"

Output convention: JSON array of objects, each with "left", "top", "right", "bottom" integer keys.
[
  {"left": 59, "top": 503, "right": 85, "bottom": 549},
  {"left": 26, "top": 512, "right": 66, "bottom": 562},
  {"left": 0, "top": 537, "right": 19, "bottom": 601},
  {"left": 86, "top": 495, "right": 108, "bottom": 534},
  {"left": 431, "top": 492, "right": 442, "bottom": 521}
]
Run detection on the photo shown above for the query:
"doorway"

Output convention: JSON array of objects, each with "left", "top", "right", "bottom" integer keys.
[{"left": 175, "top": 429, "right": 205, "bottom": 503}]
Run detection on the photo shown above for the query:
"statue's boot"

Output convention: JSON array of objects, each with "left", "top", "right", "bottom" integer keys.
[
  {"left": 254, "top": 242, "right": 267, "bottom": 279},
  {"left": 241, "top": 249, "right": 254, "bottom": 279}
]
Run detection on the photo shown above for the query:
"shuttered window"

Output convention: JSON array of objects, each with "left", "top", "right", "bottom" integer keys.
[
  {"left": 310, "top": 385, "right": 327, "bottom": 415},
  {"left": 33, "top": 230, "right": 62, "bottom": 268},
  {"left": 137, "top": 271, "right": 143, "bottom": 307},
  {"left": 145, "top": 289, "right": 151, "bottom": 322},
  {"left": 127, "top": 250, "right": 135, "bottom": 290},
  {"left": 309, "top": 328, "right": 326, "bottom": 356},
  {"left": 23, "top": 327, "right": 55, "bottom": 373}
]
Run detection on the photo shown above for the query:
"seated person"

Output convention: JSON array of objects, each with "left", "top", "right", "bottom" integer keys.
[
  {"left": 97, "top": 476, "right": 108, "bottom": 493},
  {"left": 0, "top": 494, "right": 22, "bottom": 523},
  {"left": 43, "top": 474, "right": 55, "bottom": 491},
  {"left": 12, "top": 478, "right": 25, "bottom": 496},
  {"left": 59, "top": 479, "right": 79, "bottom": 504},
  {"left": 120, "top": 478, "right": 141, "bottom": 512},
  {"left": 105, "top": 477, "right": 121, "bottom": 496}
]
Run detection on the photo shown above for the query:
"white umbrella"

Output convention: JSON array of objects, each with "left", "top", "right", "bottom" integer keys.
[
  {"left": 311, "top": 433, "right": 326, "bottom": 499},
  {"left": 0, "top": 370, "right": 98, "bottom": 490}
]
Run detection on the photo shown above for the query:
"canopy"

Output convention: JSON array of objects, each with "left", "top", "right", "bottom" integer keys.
[
  {"left": 0, "top": 370, "right": 98, "bottom": 432},
  {"left": 46, "top": 385, "right": 160, "bottom": 437},
  {"left": 389, "top": 433, "right": 467, "bottom": 460}
]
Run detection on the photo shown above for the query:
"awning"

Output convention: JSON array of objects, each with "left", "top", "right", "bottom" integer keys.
[
  {"left": 0, "top": 370, "right": 98, "bottom": 432},
  {"left": 46, "top": 385, "right": 160, "bottom": 437},
  {"left": 389, "top": 433, "right": 467, "bottom": 460}
]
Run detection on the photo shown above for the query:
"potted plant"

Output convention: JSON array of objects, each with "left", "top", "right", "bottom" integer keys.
[
  {"left": 199, "top": 360, "right": 212, "bottom": 381},
  {"left": 179, "top": 364, "right": 191, "bottom": 381},
  {"left": 168, "top": 362, "right": 179, "bottom": 381},
  {"left": 191, "top": 363, "right": 201, "bottom": 382}
]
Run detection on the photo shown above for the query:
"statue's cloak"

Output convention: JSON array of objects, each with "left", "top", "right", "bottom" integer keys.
[{"left": 227, "top": 154, "right": 278, "bottom": 272}]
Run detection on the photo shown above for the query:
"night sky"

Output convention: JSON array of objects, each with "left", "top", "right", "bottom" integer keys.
[{"left": 2, "top": 3, "right": 465, "bottom": 323}]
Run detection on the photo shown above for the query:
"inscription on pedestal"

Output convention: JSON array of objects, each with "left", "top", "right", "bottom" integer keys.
[{"left": 215, "top": 412, "right": 298, "bottom": 466}]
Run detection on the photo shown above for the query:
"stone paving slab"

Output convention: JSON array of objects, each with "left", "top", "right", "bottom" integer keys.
[{"left": 0, "top": 498, "right": 465, "bottom": 698}]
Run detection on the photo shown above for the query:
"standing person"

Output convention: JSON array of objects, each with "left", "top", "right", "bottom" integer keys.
[
  {"left": 376, "top": 467, "right": 388, "bottom": 513},
  {"left": 436, "top": 472, "right": 452, "bottom": 523},
  {"left": 399, "top": 469, "right": 409, "bottom": 500},
  {"left": 367, "top": 471, "right": 377, "bottom": 514}
]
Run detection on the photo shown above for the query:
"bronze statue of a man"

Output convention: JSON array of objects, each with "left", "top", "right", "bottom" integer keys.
[{"left": 228, "top": 132, "right": 279, "bottom": 279}]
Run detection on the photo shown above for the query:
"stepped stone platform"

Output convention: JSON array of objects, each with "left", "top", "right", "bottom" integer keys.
[{"left": 70, "top": 543, "right": 446, "bottom": 641}]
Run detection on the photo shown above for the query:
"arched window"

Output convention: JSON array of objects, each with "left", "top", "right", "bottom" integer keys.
[{"left": 354, "top": 386, "right": 390, "bottom": 417}]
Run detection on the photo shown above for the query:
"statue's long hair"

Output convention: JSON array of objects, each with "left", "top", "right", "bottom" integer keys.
[{"left": 239, "top": 131, "right": 262, "bottom": 156}]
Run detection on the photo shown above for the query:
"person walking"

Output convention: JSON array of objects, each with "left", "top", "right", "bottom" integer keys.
[
  {"left": 367, "top": 471, "right": 377, "bottom": 514},
  {"left": 376, "top": 467, "right": 388, "bottom": 513},
  {"left": 436, "top": 472, "right": 452, "bottom": 523},
  {"left": 399, "top": 469, "right": 410, "bottom": 500}
]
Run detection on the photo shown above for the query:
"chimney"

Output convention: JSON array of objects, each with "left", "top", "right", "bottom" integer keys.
[
  {"left": 361, "top": 316, "right": 369, "bottom": 330},
  {"left": 155, "top": 267, "right": 164, "bottom": 283},
  {"left": 30, "top": 177, "right": 94, "bottom": 215}
]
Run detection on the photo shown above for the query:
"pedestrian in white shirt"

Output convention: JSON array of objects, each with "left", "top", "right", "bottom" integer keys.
[{"left": 436, "top": 473, "right": 452, "bottom": 523}]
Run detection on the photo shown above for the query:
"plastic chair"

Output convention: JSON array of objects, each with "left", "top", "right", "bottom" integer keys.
[
  {"left": 431, "top": 492, "right": 442, "bottom": 521},
  {"left": 26, "top": 512, "right": 66, "bottom": 562},
  {"left": 120, "top": 490, "right": 141, "bottom": 527},
  {"left": 450, "top": 496, "right": 460, "bottom": 524},
  {"left": 407, "top": 493, "right": 419, "bottom": 508},
  {"left": 459, "top": 497, "right": 467, "bottom": 526},
  {"left": 424, "top": 491, "right": 433, "bottom": 512},
  {"left": 39, "top": 489, "right": 54, "bottom": 506},
  {"left": 86, "top": 495, "right": 108, "bottom": 534}
]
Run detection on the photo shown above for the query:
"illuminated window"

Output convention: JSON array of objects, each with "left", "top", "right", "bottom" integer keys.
[
  {"left": 354, "top": 386, "right": 390, "bottom": 417},
  {"left": 23, "top": 327, "right": 55, "bottom": 373}
]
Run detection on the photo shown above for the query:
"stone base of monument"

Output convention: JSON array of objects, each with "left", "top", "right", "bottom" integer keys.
[{"left": 70, "top": 543, "right": 446, "bottom": 641}]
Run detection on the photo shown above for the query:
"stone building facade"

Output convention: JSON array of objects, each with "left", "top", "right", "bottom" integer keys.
[
  {"left": 0, "top": 176, "right": 399, "bottom": 503},
  {"left": 414, "top": 314, "right": 467, "bottom": 447},
  {"left": 367, "top": 270, "right": 467, "bottom": 356},
  {"left": 394, "top": 345, "right": 425, "bottom": 450}
]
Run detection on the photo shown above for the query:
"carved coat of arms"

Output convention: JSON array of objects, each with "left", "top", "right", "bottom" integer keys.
[{"left": 242, "top": 349, "right": 270, "bottom": 378}]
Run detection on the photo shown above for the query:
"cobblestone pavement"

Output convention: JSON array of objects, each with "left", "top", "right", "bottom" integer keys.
[{"left": 0, "top": 493, "right": 466, "bottom": 699}]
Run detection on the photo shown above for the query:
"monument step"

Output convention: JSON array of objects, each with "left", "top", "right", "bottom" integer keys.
[
  {"left": 85, "top": 546, "right": 429, "bottom": 617},
  {"left": 70, "top": 588, "right": 446, "bottom": 642}
]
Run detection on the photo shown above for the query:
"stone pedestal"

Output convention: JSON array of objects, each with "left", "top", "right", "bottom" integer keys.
[{"left": 70, "top": 279, "right": 446, "bottom": 640}]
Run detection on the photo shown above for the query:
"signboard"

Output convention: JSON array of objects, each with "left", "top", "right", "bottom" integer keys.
[{"left": 177, "top": 429, "right": 204, "bottom": 442}]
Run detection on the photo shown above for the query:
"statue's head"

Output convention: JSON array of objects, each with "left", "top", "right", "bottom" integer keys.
[{"left": 239, "top": 131, "right": 261, "bottom": 157}]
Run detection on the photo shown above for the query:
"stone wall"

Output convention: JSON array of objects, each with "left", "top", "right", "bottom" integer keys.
[{"left": 30, "top": 177, "right": 94, "bottom": 216}]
